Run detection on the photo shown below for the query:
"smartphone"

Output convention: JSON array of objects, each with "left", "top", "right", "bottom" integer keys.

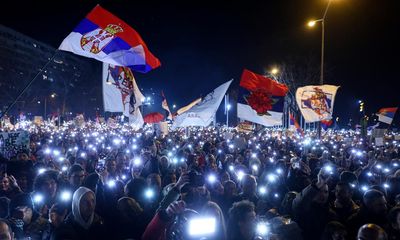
[{"left": 187, "top": 217, "right": 216, "bottom": 237}]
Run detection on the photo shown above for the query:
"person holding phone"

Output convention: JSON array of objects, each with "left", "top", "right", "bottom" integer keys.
[{"left": 0, "top": 174, "right": 22, "bottom": 199}]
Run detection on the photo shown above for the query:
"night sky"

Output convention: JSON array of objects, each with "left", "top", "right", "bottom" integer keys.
[{"left": 1, "top": 0, "right": 398, "bottom": 125}]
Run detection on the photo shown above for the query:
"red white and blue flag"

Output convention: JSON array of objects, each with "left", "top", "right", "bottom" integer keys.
[
  {"left": 289, "top": 112, "right": 304, "bottom": 136},
  {"left": 377, "top": 107, "right": 398, "bottom": 124},
  {"left": 59, "top": 5, "right": 160, "bottom": 73},
  {"left": 237, "top": 69, "right": 288, "bottom": 127},
  {"left": 321, "top": 119, "right": 333, "bottom": 130}
]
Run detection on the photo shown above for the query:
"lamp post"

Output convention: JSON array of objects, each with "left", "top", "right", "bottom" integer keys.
[{"left": 307, "top": 0, "right": 333, "bottom": 137}]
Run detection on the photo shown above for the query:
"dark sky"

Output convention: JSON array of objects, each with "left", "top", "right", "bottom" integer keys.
[{"left": 1, "top": 0, "right": 398, "bottom": 124}]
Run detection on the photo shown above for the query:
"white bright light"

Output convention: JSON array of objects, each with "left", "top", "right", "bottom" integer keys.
[
  {"left": 207, "top": 175, "right": 217, "bottom": 184},
  {"left": 276, "top": 168, "right": 283, "bottom": 174},
  {"left": 252, "top": 164, "right": 258, "bottom": 171},
  {"left": 256, "top": 222, "right": 270, "bottom": 236},
  {"left": 237, "top": 171, "right": 245, "bottom": 181},
  {"left": 367, "top": 172, "right": 373, "bottom": 177},
  {"left": 188, "top": 217, "right": 216, "bottom": 236},
  {"left": 384, "top": 183, "right": 390, "bottom": 189},
  {"left": 113, "top": 138, "right": 121, "bottom": 145},
  {"left": 267, "top": 174, "right": 277, "bottom": 183},
  {"left": 361, "top": 185, "right": 369, "bottom": 192},
  {"left": 60, "top": 191, "right": 72, "bottom": 201},
  {"left": 33, "top": 194, "right": 44, "bottom": 203},
  {"left": 259, "top": 186, "right": 267, "bottom": 195},
  {"left": 133, "top": 158, "right": 142, "bottom": 166},
  {"left": 145, "top": 189, "right": 155, "bottom": 199},
  {"left": 107, "top": 180, "right": 116, "bottom": 188},
  {"left": 38, "top": 168, "right": 46, "bottom": 175},
  {"left": 229, "top": 165, "right": 234, "bottom": 172},
  {"left": 44, "top": 148, "right": 51, "bottom": 154},
  {"left": 61, "top": 166, "right": 68, "bottom": 172},
  {"left": 53, "top": 150, "right": 60, "bottom": 156}
]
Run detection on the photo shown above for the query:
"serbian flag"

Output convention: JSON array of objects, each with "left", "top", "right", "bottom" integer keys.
[
  {"left": 59, "top": 5, "right": 160, "bottom": 73},
  {"left": 321, "top": 119, "right": 333, "bottom": 130},
  {"left": 377, "top": 107, "right": 398, "bottom": 124},
  {"left": 161, "top": 91, "right": 172, "bottom": 120},
  {"left": 237, "top": 69, "right": 289, "bottom": 127},
  {"left": 289, "top": 113, "right": 304, "bottom": 136}
]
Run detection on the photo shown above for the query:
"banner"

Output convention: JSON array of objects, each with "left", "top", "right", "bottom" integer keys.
[
  {"left": 296, "top": 85, "right": 339, "bottom": 123},
  {"left": 0, "top": 131, "right": 30, "bottom": 159},
  {"left": 102, "top": 63, "right": 145, "bottom": 125},
  {"left": 59, "top": 5, "right": 160, "bottom": 73},
  {"left": 172, "top": 80, "right": 232, "bottom": 129}
]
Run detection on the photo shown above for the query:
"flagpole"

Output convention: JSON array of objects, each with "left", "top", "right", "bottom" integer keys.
[{"left": 0, "top": 50, "right": 59, "bottom": 120}]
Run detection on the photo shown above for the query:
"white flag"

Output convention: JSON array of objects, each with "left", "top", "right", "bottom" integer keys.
[
  {"left": 172, "top": 80, "right": 232, "bottom": 129},
  {"left": 177, "top": 98, "right": 202, "bottom": 115},
  {"left": 237, "top": 103, "right": 283, "bottom": 127},
  {"left": 102, "top": 63, "right": 144, "bottom": 117},
  {"left": 296, "top": 85, "right": 339, "bottom": 123}
]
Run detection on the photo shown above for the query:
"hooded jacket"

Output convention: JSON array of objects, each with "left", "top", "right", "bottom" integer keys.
[{"left": 51, "top": 187, "right": 106, "bottom": 240}]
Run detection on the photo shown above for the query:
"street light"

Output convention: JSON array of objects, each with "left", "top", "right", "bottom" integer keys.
[
  {"left": 307, "top": 0, "right": 334, "bottom": 137},
  {"left": 270, "top": 67, "right": 279, "bottom": 76}
]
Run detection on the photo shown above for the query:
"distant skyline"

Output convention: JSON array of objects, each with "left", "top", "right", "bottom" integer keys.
[{"left": 1, "top": 0, "right": 398, "bottom": 125}]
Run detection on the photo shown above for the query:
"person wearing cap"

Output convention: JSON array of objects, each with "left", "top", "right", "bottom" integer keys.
[{"left": 51, "top": 187, "right": 106, "bottom": 240}]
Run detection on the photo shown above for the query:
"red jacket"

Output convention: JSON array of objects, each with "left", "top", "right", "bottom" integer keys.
[{"left": 141, "top": 211, "right": 171, "bottom": 240}]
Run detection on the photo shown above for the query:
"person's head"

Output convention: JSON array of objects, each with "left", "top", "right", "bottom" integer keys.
[
  {"left": 313, "top": 182, "right": 329, "bottom": 205},
  {"left": 335, "top": 181, "right": 353, "bottom": 205},
  {"left": 223, "top": 180, "right": 237, "bottom": 198},
  {"left": 220, "top": 171, "right": 230, "bottom": 183},
  {"left": 388, "top": 207, "right": 400, "bottom": 230},
  {"left": 124, "top": 178, "right": 147, "bottom": 204},
  {"left": 72, "top": 187, "right": 96, "bottom": 228},
  {"left": 68, "top": 164, "right": 85, "bottom": 190},
  {"left": 321, "top": 221, "right": 347, "bottom": 240},
  {"left": 117, "top": 197, "right": 143, "bottom": 221},
  {"left": 340, "top": 171, "right": 358, "bottom": 186},
  {"left": 357, "top": 224, "right": 387, "bottom": 240},
  {"left": 228, "top": 200, "right": 256, "bottom": 240},
  {"left": 82, "top": 173, "right": 99, "bottom": 192},
  {"left": 0, "top": 176, "right": 10, "bottom": 192},
  {"left": 241, "top": 174, "right": 257, "bottom": 197},
  {"left": 0, "top": 219, "right": 13, "bottom": 240},
  {"left": 33, "top": 170, "right": 58, "bottom": 199},
  {"left": 49, "top": 203, "right": 68, "bottom": 228},
  {"left": 147, "top": 173, "right": 162, "bottom": 193},
  {"left": 16, "top": 152, "right": 29, "bottom": 161},
  {"left": 202, "top": 201, "right": 227, "bottom": 239},
  {"left": 363, "top": 190, "right": 387, "bottom": 216},
  {"left": 9, "top": 193, "right": 34, "bottom": 225},
  {"left": 106, "top": 159, "right": 117, "bottom": 175}
]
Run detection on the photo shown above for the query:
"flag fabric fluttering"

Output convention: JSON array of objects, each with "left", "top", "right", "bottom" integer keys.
[
  {"left": 321, "top": 119, "right": 333, "bottom": 130},
  {"left": 296, "top": 85, "right": 339, "bottom": 123},
  {"left": 237, "top": 69, "right": 288, "bottom": 127},
  {"left": 172, "top": 80, "right": 232, "bottom": 129},
  {"left": 59, "top": 5, "right": 160, "bottom": 73},
  {"left": 161, "top": 91, "right": 172, "bottom": 120},
  {"left": 102, "top": 63, "right": 144, "bottom": 127},
  {"left": 377, "top": 107, "right": 398, "bottom": 124},
  {"left": 176, "top": 98, "right": 202, "bottom": 116},
  {"left": 289, "top": 112, "right": 304, "bottom": 136}
]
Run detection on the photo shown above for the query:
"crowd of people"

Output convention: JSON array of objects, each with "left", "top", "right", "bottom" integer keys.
[{"left": 0, "top": 119, "right": 399, "bottom": 240}]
